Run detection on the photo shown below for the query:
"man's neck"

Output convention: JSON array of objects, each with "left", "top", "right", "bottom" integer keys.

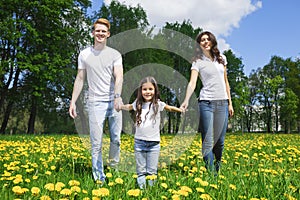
[{"left": 93, "top": 42, "right": 106, "bottom": 50}]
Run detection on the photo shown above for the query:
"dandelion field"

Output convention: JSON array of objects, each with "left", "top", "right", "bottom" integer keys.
[{"left": 0, "top": 133, "right": 299, "bottom": 200}]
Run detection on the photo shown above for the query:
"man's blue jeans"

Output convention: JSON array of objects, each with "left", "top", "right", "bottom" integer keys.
[
  {"left": 134, "top": 139, "right": 160, "bottom": 189},
  {"left": 199, "top": 100, "right": 228, "bottom": 172},
  {"left": 88, "top": 101, "right": 122, "bottom": 181}
]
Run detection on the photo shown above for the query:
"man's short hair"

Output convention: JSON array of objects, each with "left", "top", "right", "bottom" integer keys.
[{"left": 93, "top": 18, "right": 111, "bottom": 30}]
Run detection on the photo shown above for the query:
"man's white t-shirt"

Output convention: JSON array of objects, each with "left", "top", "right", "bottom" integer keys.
[
  {"left": 132, "top": 100, "right": 166, "bottom": 142},
  {"left": 191, "top": 54, "right": 228, "bottom": 100},
  {"left": 78, "top": 46, "right": 122, "bottom": 101}
]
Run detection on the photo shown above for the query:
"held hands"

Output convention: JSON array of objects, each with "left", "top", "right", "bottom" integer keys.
[
  {"left": 114, "top": 97, "right": 123, "bottom": 112},
  {"left": 180, "top": 101, "right": 189, "bottom": 113}
]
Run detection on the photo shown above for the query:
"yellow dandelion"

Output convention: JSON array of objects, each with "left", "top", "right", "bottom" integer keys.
[
  {"left": 92, "top": 197, "right": 100, "bottom": 200},
  {"left": 284, "top": 193, "right": 297, "bottom": 200},
  {"left": 82, "top": 197, "right": 90, "bottom": 200},
  {"left": 180, "top": 186, "right": 192, "bottom": 193},
  {"left": 55, "top": 182, "right": 65, "bottom": 191},
  {"left": 132, "top": 174, "right": 138, "bottom": 178},
  {"left": 161, "top": 195, "right": 168, "bottom": 199},
  {"left": 44, "top": 183, "right": 55, "bottom": 191},
  {"left": 238, "top": 195, "right": 246, "bottom": 199},
  {"left": 200, "top": 193, "right": 212, "bottom": 200},
  {"left": 171, "top": 194, "right": 180, "bottom": 200},
  {"left": 161, "top": 183, "right": 168, "bottom": 189},
  {"left": 106, "top": 172, "right": 113, "bottom": 178},
  {"left": 71, "top": 186, "right": 81, "bottom": 193},
  {"left": 127, "top": 189, "right": 140, "bottom": 197},
  {"left": 146, "top": 174, "right": 157, "bottom": 180},
  {"left": 60, "top": 188, "right": 72, "bottom": 196},
  {"left": 25, "top": 178, "right": 30, "bottom": 183},
  {"left": 45, "top": 171, "right": 52, "bottom": 175},
  {"left": 199, "top": 180, "right": 209, "bottom": 187},
  {"left": 12, "top": 186, "right": 24, "bottom": 195},
  {"left": 92, "top": 188, "right": 110, "bottom": 197},
  {"left": 31, "top": 187, "right": 40, "bottom": 196},
  {"left": 229, "top": 184, "right": 237, "bottom": 190},
  {"left": 32, "top": 175, "right": 38, "bottom": 180},
  {"left": 50, "top": 166, "right": 56, "bottom": 170},
  {"left": 210, "top": 184, "right": 218, "bottom": 189},
  {"left": 177, "top": 189, "right": 189, "bottom": 197},
  {"left": 40, "top": 195, "right": 51, "bottom": 200},
  {"left": 159, "top": 176, "right": 167, "bottom": 181},
  {"left": 3, "top": 171, "right": 11, "bottom": 176},
  {"left": 13, "top": 177, "right": 23, "bottom": 184},
  {"left": 178, "top": 162, "right": 184, "bottom": 167},
  {"left": 196, "top": 187, "right": 205, "bottom": 193},
  {"left": 115, "top": 177, "right": 124, "bottom": 184},
  {"left": 69, "top": 180, "right": 80, "bottom": 186},
  {"left": 108, "top": 182, "right": 114, "bottom": 186},
  {"left": 183, "top": 166, "right": 189, "bottom": 171},
  {"left": 82, "top": 189, "right": 88, "bottom": 194}
]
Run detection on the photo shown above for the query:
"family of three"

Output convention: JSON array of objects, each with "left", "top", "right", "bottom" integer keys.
[{"left": 69, "top": 18, "right": 234, "bottom": 189}]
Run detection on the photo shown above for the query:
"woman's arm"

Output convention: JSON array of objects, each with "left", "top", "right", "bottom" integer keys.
[
  {"left": 180, "top": 69, "right": 199, "bottom": 111},
  {"left": 224, "top": 66, "right": 234, "bottom": 117}
]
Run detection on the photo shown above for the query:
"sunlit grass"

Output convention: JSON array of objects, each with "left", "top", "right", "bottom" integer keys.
[{"left": 0, "top": 133, "right": 299, "bottom": 199}]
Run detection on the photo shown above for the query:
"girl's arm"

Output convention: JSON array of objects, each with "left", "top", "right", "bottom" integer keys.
[
  {"left": 164, "top": 104, "right": 183, "bottom": 113},
  {"left": 121, "top": 104, "right": 133, "bottom": 111}
]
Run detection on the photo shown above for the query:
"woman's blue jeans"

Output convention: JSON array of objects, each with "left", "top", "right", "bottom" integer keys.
[
  {"left": 134, "top": 139, "right": 160, "bottom": 189},
  {"left": 88, "top": 101, "right": 122, "bottom": 181},
  {"left": 199, "top": 100, "right": 228, "bottom": 172}
]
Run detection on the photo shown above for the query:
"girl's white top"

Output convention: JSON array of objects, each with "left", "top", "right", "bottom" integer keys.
[
  {"left": 191, "top": 54, "right": 228, "bottom": 100},
  {"left": 132, "top": 100, "right": 166, "bottom": 142}
]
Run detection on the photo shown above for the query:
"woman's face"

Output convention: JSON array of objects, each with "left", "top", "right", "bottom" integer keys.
[{"left": 199, "top": 34, "right": 212, "bottom": 52}]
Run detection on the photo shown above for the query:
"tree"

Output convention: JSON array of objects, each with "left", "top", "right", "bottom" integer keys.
[
  {"left": 0, "top": 0, "right": 91, "bottom": 134},
  {"left": 223, "top": 50, "right": 248, "bottom": 132}
]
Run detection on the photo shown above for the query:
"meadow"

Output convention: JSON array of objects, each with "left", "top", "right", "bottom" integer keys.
[{"left": 0, "top": 133, "right": 299, "bottom": 200}]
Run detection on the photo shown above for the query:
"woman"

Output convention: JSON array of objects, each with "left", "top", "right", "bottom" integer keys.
[{"left": 181, "top": 31, "right": 234, "bottom": 174}]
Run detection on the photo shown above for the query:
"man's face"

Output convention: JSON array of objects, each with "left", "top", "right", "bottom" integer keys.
[{"left": 92, "top": 24, "right": 110, "bottom": 44}]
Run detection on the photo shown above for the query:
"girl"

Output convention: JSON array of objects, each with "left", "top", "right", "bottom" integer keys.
[
  {"left": 181, "top": 31, "right": 234, "bottom": 174},
  {"left": 121, "top": 76, "right": 183, "bottom": 189}
]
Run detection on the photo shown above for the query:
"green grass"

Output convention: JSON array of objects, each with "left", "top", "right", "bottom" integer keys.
[{"left": 0, "top": 133, "right": 299, "bottom": 199}]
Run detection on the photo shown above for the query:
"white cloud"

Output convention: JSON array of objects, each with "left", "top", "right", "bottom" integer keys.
[{"left": 104, "top": 0, "right": 262, "bottom": 51}]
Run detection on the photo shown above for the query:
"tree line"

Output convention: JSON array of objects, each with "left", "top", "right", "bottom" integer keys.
[{"left": 1, "top": 0, "right": 299, "bottom": 134}]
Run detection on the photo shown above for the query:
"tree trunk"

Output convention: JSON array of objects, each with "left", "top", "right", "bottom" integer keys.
[
  {"left": 27, "top": 96, "right": 37, "bottom": 134},
  {"left": 0, "top": 101, "right": 14, "bottom": 134}
]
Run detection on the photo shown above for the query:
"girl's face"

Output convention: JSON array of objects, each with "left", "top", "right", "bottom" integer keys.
[
  {"left": 200, "top": 34, "right": 211, "bottom": 52},
  {"left": 141, "top": 82, "right": 155, "bottom": 102}
]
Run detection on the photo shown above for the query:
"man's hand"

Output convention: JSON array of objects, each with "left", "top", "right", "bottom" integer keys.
[
  {"left": 69, "top": 103, "right": 77, "bottom": 119},
  {"left": 114, "top": 97, "right": 123, "bottom": 112}
]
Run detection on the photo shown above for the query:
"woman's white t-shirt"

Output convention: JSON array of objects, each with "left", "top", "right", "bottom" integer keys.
[{"left": 191, "top": 54, "right": 228, "bottom": 100}]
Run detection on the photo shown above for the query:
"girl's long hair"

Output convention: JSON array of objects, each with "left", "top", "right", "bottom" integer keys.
[
  {"left": 192, "top": 31, "right": 225, "bottom": 65},
  {"left": 135, "top": 76, "right": 160, "bottom": 126}
]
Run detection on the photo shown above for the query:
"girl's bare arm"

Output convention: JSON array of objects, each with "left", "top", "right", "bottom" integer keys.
[
  {"left": 121, "top": 104, "right": 133, "bottom": 111},
  {"left": 164, "top": 104, "right": 183, "bottom": 113}
]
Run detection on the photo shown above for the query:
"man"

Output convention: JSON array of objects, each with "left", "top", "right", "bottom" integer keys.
[{"left": 69, "top": 18, "right": 123, "bottom": 183}]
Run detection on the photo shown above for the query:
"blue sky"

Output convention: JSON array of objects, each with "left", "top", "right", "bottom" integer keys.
[{"left": 88, "top": 0, "right": 300, "bottom": 75}]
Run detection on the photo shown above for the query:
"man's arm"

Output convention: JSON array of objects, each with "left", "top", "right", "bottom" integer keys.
[
  {"left": 69, "top": 69, "right": 86, "bottom": 118},
  {"left": 113, "top": 64, "right": 123, "bottom": 111}
]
